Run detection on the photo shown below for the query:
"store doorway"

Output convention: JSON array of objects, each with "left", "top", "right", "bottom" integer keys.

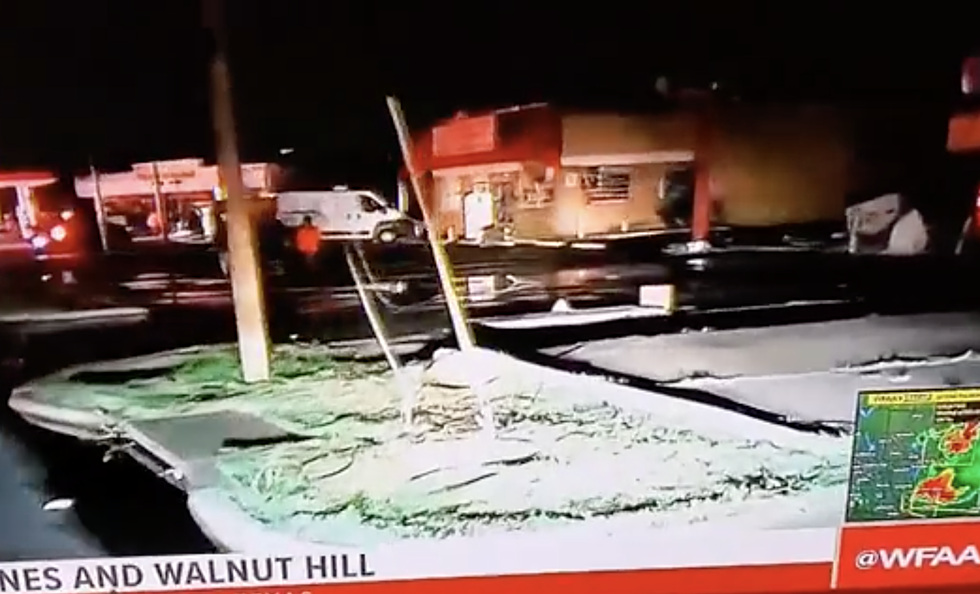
[
  {"left": 657, "top": 164, "right": 696, "bottom": 228},
  {"left": 462, "top": 183, "right": 496, "bottom": 240}
]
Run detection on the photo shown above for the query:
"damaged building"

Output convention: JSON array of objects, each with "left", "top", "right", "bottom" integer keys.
[{"left": 408, "top": 100, "right": 947, "bottom": 242}]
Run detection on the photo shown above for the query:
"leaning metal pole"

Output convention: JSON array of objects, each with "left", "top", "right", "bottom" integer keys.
[
  {"left": 88, "top": 163, "right": 110, "bottom": 253},
  {"left": 344, "top": 242, "right": 418, "bottom": 427},
  {"left": 385, "top": 97, "right": 494, "bottom": 436},
  {"left": 385, "top": 97, "right": 475, "bottom": 351}
]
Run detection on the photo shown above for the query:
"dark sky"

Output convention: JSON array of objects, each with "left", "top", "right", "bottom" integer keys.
[{"left": 0, "top": 2, "right": 971, "bottom": 185}]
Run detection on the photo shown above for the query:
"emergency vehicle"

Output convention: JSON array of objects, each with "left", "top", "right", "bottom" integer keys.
[{"left": 0, "top": 172, "right": 90, "bottom": 268}]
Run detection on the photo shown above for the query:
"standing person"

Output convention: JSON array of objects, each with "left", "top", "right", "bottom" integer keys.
[
  {"left": 146, "top": 210, "right": 161, "bottom": 237},
  {"left": 295, "top": 215, "right": 322, "bottom": 280}
]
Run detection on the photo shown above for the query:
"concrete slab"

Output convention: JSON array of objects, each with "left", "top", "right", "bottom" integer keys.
[
  {"left": 677, "top": 356, "right": 980, "bottom": 425},
  {"left": 477, "top": 305, "right": 667, "bottom": 330},
  {"left": 125, "top": 411, "right": 300, "bottom": 487},
  {"left": 546, "top": 312, "right": 980, "bottom": 382},
  {"left": 541, "top": 312, "right": 980, "bottom": 427}
]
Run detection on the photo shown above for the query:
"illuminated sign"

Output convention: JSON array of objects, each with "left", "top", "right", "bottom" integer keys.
[
  {"left": 432, "top": 114, "right": 497, "bottom": 157},
  {"left": 132, "top": 159, "right": 204, "bottom": 180},
  {"left": 75, "top": 162, "right": 274, "bottom": 198}
]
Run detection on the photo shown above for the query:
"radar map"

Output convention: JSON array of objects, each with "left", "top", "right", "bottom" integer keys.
[{"left": 846, "top": 387, "right": 980, "bottom": 523}]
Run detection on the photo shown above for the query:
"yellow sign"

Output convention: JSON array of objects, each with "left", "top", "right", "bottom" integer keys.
[{"left": 864, "top": 387, "right": 980, "bottom": 407}]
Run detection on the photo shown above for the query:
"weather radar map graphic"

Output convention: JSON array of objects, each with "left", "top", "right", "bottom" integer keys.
[{"left": 846, "top": 387, "right": 980, "bottom": 523}]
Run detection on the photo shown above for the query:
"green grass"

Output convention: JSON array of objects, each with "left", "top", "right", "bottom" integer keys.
[
  {"left": 32, "top": 343, "right": 851, "bottom": 546},
  {"left": 35, "top": 343, "right": 390, "bottom": 419},
  {"left": 212, "top": 386, "right": 850, "bottom": 544}
]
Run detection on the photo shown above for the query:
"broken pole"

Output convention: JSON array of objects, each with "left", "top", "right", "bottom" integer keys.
[
  {"left": 344, "top": 243, "right": 418, "bottom": 426},
  {"left": 89, "top": 163, "right": 110, "bottom": 253},
  {"left": 386, "top": 97, "right": 495, "bottom": 436},
  {"left": 385, "top": 96, "right": 475, "bottom": 351},
  {"left": 205, "top": 0, "right": 272, "bottom": 382}
]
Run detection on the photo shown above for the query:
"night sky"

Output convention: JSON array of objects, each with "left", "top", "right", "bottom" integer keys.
[{"left": 0, "top": 2, "right": 971, "bottom": 188}]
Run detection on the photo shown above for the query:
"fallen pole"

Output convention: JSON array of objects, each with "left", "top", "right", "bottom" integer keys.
[{"left": 344, "top": 242, "right": 418, "bottom": 427}]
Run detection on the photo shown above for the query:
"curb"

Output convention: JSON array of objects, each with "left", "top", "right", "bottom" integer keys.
[
  {"left": 0, "top": 307, "right": 150, "bottom": 335},
  {"left": 8, "top": 387, "right": 108, "bottom": 440}
]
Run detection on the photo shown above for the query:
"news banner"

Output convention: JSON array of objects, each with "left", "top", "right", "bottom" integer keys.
[
  {"left": 0, "top": 553, "right": 376, "bottom": 594},
  {"left": 6, "top": 527, "right": 980, "bottom": 594}
]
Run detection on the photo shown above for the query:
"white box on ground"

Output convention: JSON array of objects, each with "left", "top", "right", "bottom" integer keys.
[
  {"left": 639, "top": 284, "right": 675, "bottom": 311},
  {"left": 466, "top": 275, "right": 497, "bottom": 302}
]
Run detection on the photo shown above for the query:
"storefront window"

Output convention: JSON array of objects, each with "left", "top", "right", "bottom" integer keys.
[
  {"left": 582, "top": 166, "right": 632, "bottom": 203},
  {"left": 102, "top": 193, "right": 217, "bottom": 243},
  {"left": 104, "top": 197, "right": 157, "bottom": 239},
  {"left": 518, "top": 165, "right": 555, "bottom": 209}
]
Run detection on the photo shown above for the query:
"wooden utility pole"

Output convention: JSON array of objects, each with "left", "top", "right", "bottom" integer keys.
[
  {"left": 205, "top": 0, "right": 271, "bottom": 382},
  {"left": 386, "top": 96, "right": 475, "bottom": 350},
  {"left": 150, "top": 162, "right": 169, "bottom": 241}
]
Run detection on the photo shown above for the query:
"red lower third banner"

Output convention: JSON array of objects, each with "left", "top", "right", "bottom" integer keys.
[
  {"left": 46, "top": 563, "right": 832, "bottom": 594},
  {"left": 13, "top": 522, "right": 980, "bottom": 594},
  {"left": 836, "top": 521, "right": 980, "bottom": 589}
]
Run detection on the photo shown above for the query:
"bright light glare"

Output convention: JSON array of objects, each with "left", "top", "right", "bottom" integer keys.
[
  {"left": 31, "top": 235, "right": 49, "bottom": 249},
  {"left": 50, "top": 225, "right": 67, "bottom": 241}
]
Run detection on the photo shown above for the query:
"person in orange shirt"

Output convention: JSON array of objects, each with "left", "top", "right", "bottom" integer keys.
[
  {"left": 295, "top": 215, "right": 321, "bottom": 278},
  {"left": 147, "top": 211, "right": 162, "bottom": 236}
]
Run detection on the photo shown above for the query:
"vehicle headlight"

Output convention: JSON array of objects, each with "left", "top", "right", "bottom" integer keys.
[
  {"left": 50, "top": 225, "right": 67, "bottom": 242},
  {"left": 31, "top": 234, "right": 50, "bottom": 249}
]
